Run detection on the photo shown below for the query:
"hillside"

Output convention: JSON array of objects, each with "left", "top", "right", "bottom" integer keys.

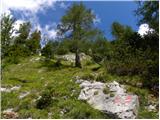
[{"left": 1, "top": 55, "right": 158, "bottom": 119}]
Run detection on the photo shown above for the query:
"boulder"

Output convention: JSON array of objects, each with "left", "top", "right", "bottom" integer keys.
[
  {"left": 77, "top": 80, "right": 139, "bottom": 119},
  {"left": 57, "top": 53, "right": 91, "bottom": 63}
]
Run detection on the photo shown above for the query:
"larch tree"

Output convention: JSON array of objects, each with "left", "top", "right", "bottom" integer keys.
[{"left": 57, "top": 2, "right": 95, "bottom": 68}]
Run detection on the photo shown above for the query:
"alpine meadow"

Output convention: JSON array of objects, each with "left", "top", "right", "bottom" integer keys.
[{"left": 1, "top": 1, "right": 159, "bottom": 119}]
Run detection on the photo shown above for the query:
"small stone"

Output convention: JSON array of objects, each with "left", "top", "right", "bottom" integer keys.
[
  {"left": 147, "top": 104, "right": 157, "bottom": 112},
  {"left": 19, "top": 92, "right": 30, "bottom": 99}
]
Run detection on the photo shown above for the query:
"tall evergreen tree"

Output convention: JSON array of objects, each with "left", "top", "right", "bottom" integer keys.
[
  {"left": 1, "top": 14, "right": 15, "bottom": 58},
  {"left": 57, "top": 3, "right": 95, "bottom": 68}
]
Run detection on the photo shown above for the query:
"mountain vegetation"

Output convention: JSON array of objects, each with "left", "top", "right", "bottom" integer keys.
[{"left": 1, "top": 1, "right": 159, "bottom": 119}]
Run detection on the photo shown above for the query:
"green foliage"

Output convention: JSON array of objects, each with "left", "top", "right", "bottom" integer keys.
[
  {"left": 106, "top": 27, "right": 158, "bottom": 91},
  {"left": 135, "top": 1, "right": 159, "bottom": 32},
  {"left": 95, "top": 72, "right": 107, "bottom": 82},
  {"left": 41, "top": 41, "right": 58, "bottom": 59},
  {"left": 26, "top": 30, "right": 41, "bottom": 54},
  {"left": 1, "top": 14, "right": 41, "bottom": 65},
  {"left": 80, "top": 73, "right": 95, "bottom": 80},
  {"left": 19, "top": 109, "right": 48, "bottom": 119},
  {"left": 111, "top": 21, "right": 134, "bottom": 40},
  {"left": 1, "top": 14, "right": 15, "bottom": 59},
  {"left": 56, "top": 46, "right": 69, "bottom": 55},
  {"left": 14, "top": 22, "right": 31, "bottom": 45},
  {"left": 63, "top": 101, "right": 108, "bottom": 119},
  {"left": 36, "top": 89, "right": 53, "bottom": 109},
  {"left": 91, "top": 36, "right": 112, "bottom": 64},
  {"left": 138, "top": 108, "right": 158, "bottom": 119},
  {"left": 94, "top": 91, "right": 99, "bottom": 95},
  {"left": 1, "top": 92, "right": 19, "bottom": 110},
  {"left": 1, "top": 2, "right": 159, "bottom": 119},
  {"left": 57, "top": 2, "right": 96, "bottom": 67},
  {"left": 110, "top": 93, "right": 115, "bottom": 97},
  {"left": 55, "top": 39, "right": 70, "bottom": 55},
  {"left": 103, "top": 87, "right": 110, "bottom": 94}
]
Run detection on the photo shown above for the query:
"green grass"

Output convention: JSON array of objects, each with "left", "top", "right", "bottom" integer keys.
[
  {"left": 1, "top": 55, "right": 158, "bottom": 119},
  {"left": 1, "top": 55, "right": 109, "bottom": 118}
]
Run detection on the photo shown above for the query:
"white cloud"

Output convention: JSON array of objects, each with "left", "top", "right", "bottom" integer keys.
[
  {"left": 1, "top": 0, "right": 56, "bottom": 15},
  {"left": 13, "top": 20, "right": 25, "bottom": 30},
  {"left": 12, "top": 19, "right": 25, "bottom": 37},
  {"left": 138, "top": 24, "right": 154, "bottom": 36},
  {"left": 92, "top": 10, "right": 101, "bottom": 25},
  {"left": 93, "top": 14, "right": 101, "bottom": 24},
  {"left": 38, "top": 23, "right": 57, "bottom": 40},
  {"left": 44, "top": 24, "right": 57, "bottom": 39},
  {"left": 39, "top": 23, "right": 57, "bottom": 48},
  {"left": 59, "top": 2, "right": 68, "bottom": 9},
  {"left": 1, "top": 0, "right": 58, "bottom": 41}
]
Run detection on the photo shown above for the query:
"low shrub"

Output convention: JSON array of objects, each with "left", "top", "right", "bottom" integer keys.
[
  {"left": 36, "top": 90, "right": 53, "bottom": 109},
  {"left": 103, "top": 87, "right": 110, "bottom": 94}
]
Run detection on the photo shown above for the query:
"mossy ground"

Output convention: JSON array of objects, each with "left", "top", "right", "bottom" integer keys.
[{"left": 1, "top": 55, "right": 158, "bottom": 119}]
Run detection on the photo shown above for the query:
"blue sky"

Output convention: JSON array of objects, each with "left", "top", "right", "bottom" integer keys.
[{"left": 2, "top": 0, "right": 140, "bottom": 41}]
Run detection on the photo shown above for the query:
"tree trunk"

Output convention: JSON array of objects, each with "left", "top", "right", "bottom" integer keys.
[{"left": 75, "top": 48, "right": 82, "bottom": 68}]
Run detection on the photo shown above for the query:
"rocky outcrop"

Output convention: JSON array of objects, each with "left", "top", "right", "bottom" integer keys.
[
  {"left": 57, "top": 53, "right": 91, "bottom": 63},
  {"left": 76, "top": 79, "right": 139, "bottom": 119},
  {"left": 60, "top": 54, "right": 75, "bottom": 63}
]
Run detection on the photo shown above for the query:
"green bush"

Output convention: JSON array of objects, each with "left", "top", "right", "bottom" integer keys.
[
  {"left": 36, "top": 90, "right": 53, "bottom": 109},
  {"left": 56, "top": 47, "right": 69, "bottom": 55}
]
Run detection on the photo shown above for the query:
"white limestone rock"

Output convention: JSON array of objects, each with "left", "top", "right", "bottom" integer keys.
[{"left": 77, "top": 80, "right": 139, "bottom": 119}]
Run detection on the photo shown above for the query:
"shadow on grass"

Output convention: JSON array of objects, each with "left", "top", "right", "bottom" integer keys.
[
  {"left": 9, "top": 77, "right": 33, "bottom": 83},
  {"left": 37, "top": 59, "right": 75, "bottom": 71}
]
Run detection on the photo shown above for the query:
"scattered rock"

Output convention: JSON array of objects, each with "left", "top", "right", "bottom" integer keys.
[
  {"left": 27, "top": 117, "right": 32, "bottom": 119},
  {"left": 1, "top": 86, "right": 21, "bottom": 92},
  {"left": 19, "top": 91, "right": 30, "bottom": 99},
  {"left": 77, "top": 79, "right": 139, "bottom": 119},
  {"left": 10, "top": 86, "right": 21, "bottom": 90},
  {"left": 35, "top": 57, "right": 40, "bottom": 61},
  {"left": 75, "top": 79, "right": 84, "bottom": 84},
  {"left": 147, "top": 104, "right": 157, "bottom": 112},
  {"left": 1, "top": 88, "right": 10, "bottom": 92},
  {"left": 30, "top": 57, "right": 40, "bottom": 62},
  {"left": 60, "top": 108, "right": 67, "bottom": 116},
  {"left": 2, "top": 108, "right": 19, "bottom": 119},
  {"left": 48, "top": 112, "right": 52, "bottom": 118},
  {"left": 37, "top": 96, "right": 42, "bottom": 100}
]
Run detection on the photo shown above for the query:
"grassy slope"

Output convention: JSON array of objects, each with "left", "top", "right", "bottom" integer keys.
[{"left": 1, "top": 55, "right": 158, "bottom": 119}]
